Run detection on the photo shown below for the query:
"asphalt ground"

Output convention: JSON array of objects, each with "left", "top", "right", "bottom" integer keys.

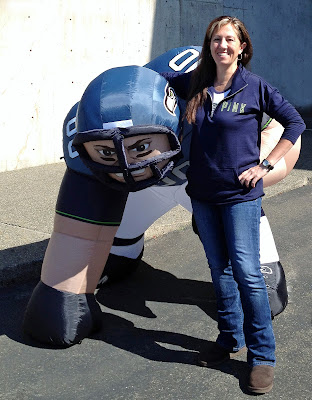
[
  {"left": 0, "top": 130, "right": 311, "bottom": 399},
  {"left": 0, "top": 183, "right": 311, "bottom": 399}
]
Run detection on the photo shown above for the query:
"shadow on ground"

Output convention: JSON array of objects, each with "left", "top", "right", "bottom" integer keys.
[{"left": 0, "top": 260, "right": 253, "bottom": 393}]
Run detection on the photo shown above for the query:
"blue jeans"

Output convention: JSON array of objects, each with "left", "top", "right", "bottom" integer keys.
[{"left": 192, "top": 197, "right": 276, "bottom": 367}]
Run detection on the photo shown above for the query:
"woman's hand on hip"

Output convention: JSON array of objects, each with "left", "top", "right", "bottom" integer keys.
[{"left": 238, "top": 165, "right": 268, "bottom": 188}]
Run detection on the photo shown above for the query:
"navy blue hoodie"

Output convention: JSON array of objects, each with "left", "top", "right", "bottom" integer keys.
[{"left": 162, "top": 65, "right": 306, "bottom": 204}]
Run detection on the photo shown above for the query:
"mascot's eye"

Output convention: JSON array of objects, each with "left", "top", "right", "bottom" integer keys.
[
  {"left": 128, "top": 142, "right": 150, "bottom": 154},
  {"left": 127, "top": 140, "right": 153, "bottom": 158},
  {"left": 98, "top": 148, "right": 116, "bottom": 157},
  {"left": 134, "top": 143, "right": 150, "bottom": 152}
]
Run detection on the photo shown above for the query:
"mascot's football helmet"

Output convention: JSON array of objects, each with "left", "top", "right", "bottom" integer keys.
[{"left": 73, "top": 66, "right": 181, "bottom": 192}]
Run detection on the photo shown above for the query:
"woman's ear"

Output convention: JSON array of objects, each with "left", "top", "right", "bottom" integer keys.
[{"left": 240, "top": 42, "right": 247, "bottom": 52}]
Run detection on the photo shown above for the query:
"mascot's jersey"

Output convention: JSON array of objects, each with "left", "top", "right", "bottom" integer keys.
[{"left": 59, "top": 46, "right": 271, "bottom": 226}]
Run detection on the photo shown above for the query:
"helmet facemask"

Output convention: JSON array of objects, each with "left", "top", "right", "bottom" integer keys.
[{"left": 73, "top": 125, "right": 181, "bottom": 192}]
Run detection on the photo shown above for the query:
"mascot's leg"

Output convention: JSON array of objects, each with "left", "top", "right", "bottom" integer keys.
[
  {"left": 23, "top": 169, "right": 126, "bottom": 346},
  {"left": 258, "top": 119, "right": 301, "bottom": 316},
  {"left": 258, "top": 211, "right": 288, "bottom": 317},
  {"left": 99, "top": 185, "right": 186, "bottom": 285}
]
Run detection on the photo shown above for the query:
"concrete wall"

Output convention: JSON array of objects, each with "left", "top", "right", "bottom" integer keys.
[{"left": 1, "top": 0, "right": 311, "bottom": 172}]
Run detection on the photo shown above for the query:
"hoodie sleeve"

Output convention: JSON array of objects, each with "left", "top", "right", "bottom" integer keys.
[{"left": 262, "top": 82, "right": 306, "bottom": 144}]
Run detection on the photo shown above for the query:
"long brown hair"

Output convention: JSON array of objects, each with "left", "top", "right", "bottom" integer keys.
[{"left": 184, "top": 16, "right": 253, "bottom": 124}]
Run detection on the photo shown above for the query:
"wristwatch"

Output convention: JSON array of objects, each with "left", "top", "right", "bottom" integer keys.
[{"left": 261, "top": 159, "right": 274, "bottom": 171}]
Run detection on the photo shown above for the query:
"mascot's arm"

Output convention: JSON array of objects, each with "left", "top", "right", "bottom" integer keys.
[
  {"left": 23, "top": 169, "right": 127, "bottom": 346},
  {"left": 261, "top": 118, "right": 301, "bottom": 188},
  {"left": 41, "top": 214, "right": 118, "bottom": 294},
  {"left": 44, "top": 168, "right": 126, "bottom": 294}
]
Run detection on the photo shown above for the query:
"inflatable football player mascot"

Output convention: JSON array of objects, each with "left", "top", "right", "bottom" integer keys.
[{"left": 23, "top": 47, "right": 301, "bottom": 347}]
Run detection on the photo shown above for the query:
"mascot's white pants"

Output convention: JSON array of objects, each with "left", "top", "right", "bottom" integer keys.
[{"left": 111, "top": 182, "right": 279, "bottom": 265}]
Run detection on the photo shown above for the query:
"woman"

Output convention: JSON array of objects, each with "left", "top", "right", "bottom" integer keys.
[{"left": 162, "top": 16, "right": 305, "bottom": 394}]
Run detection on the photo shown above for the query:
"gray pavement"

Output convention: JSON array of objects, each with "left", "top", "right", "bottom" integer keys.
[
  {"left": 0, "top": 184, "right": 311, "bottom": 399},
  {"left": 0, "top": 130, "right": 311, "bottom": 399}
]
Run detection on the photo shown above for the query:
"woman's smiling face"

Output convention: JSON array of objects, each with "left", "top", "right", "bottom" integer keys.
[{"left": 210, "top": 23, "right": 246, "bottom": 70}]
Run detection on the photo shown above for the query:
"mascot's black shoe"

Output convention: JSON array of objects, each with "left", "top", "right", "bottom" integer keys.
[
  {"left": 97, "top": 249, "right": 144, "bottom": 287},
  {"left": 198, "top": 342, "right": 247, "bottom": 367}
]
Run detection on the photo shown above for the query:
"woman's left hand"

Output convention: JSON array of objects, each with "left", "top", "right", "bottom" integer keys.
[
  {"left": 238, "top": 164, "right": 268, "bottom": 188},
  {"left": 239, "top": 138, "right": 295, "bottom": 188}
]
